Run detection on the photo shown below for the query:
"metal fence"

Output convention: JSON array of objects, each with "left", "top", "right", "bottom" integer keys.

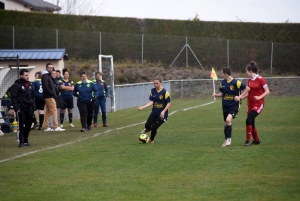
[{"left": 1, "top": 25, "right": 300, "bottom": 74}]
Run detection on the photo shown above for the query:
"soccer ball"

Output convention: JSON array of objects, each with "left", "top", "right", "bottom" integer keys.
[{"left": 139, "top": 134, "right": 150, "bottom": 144}]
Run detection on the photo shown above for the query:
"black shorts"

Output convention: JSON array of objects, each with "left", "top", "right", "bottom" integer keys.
[
  {"left": 35, "top": 96, "right": 46, "bottom": 110},
  {"left": 223, "top": 108, "right": 239, "bottom": 121},
  {"left": 61, "top": 98, "right": 74, "bottom": 109}
]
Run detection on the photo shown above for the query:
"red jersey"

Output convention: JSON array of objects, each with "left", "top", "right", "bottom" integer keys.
[{"left": 247, "top": 75, "right": 268, "bottom": 106}]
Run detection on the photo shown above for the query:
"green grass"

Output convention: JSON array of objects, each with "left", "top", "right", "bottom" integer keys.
[{"left": 0, "top": 97, "right": 300, "bottom": 201}]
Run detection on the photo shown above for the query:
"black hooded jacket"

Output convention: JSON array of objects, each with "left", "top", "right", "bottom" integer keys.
[
  {"left": 41, "top": 71, "right": 57, "bottom": 99},
  {"left": 10, "top": 78, "right": 36, "bottom": 114}
]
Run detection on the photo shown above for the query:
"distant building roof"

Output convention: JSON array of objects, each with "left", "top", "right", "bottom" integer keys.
[
  {"left": 15, "top": 0, "right": 61, "bottom": 12},
  {"left": 0, "top": 49, "right": 68, "bottom": 60}
]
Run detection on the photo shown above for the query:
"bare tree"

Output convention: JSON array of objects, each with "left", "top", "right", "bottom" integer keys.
[{"left": 47, "top": 0, "right": 105, "bottom": 16}]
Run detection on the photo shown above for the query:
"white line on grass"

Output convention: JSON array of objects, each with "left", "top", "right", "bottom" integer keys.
[
  {"left": 182, "top": 101, "right": 216, "bottom": 111},
  {"left": 0, "top": 103, "right": 211, "bottom": 163}
]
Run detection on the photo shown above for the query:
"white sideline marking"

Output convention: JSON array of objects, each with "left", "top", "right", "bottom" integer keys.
[
  {"left": 0, "top": 104, "right": 207, "bottom": 163},
  {"left": 183, "top": 101, "right": 215, "bottom": 111}
]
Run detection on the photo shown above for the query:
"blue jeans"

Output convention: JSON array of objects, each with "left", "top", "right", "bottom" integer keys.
[{"left": 93, "top": 97, "right": 106, "bottom": 124}]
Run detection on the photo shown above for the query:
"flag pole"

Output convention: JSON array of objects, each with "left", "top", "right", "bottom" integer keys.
[{"left": 213, "top": 79, "right": 216, "bottom": 101}]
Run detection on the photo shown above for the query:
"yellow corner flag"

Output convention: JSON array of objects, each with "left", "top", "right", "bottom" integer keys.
[{"left": 210, "top": 68, "right": 218, "bottom": 80}]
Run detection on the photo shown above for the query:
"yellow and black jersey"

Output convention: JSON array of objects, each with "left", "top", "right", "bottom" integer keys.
[
  {"left": 149, "top": 87, "right": 171, "bottom": 118},
  {"left": 219, "top": 78, "right": 246, "bottom": 112}
]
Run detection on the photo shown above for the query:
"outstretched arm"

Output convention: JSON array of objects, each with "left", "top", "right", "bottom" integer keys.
[{"left": 138, "top": 101, "right": 154, "bottom": 111}]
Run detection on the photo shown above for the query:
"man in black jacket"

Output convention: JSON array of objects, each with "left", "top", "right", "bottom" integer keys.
[
  {"left": 10, "top": 69, "right": 36, "bottom": 147},
  {"left": 41, "top": 63, "right": 65, "bottom": 131}
]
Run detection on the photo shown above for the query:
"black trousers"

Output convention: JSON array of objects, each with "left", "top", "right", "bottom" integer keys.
[
  {"left": 17, "top": 111, "right": 33, "bottom": 144},
  {"left": 77, "top": 101, "right": 94, "bottom": 129},
  {"left": 145, "top": 113, "right": 165, "bottom": 141}
]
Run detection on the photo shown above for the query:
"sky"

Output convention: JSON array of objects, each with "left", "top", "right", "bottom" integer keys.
[{"left": 45, "top": 0, "right": 300, "bottom": 23}]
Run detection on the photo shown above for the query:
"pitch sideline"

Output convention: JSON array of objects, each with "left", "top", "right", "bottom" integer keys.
[{"left": 0, "top": 101, "right": 216, "bottom": 163}]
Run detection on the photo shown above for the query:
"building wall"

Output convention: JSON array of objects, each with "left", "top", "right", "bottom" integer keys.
[
  {"left": 0, "top": 59, "right": 64, "bottom": 81},
  {"left": 1, "top": 0, "right": 31, "bottom": 12}
]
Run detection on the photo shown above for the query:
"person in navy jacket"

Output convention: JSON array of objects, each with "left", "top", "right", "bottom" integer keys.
[
  {"left": 93, "top": 71, "right": 109, "bottom": 128},
  {"left": 73, "top": 72, "right": 99, "bottom": 132}
]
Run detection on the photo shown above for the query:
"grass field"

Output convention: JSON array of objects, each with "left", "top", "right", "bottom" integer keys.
[{"left": 0, "top": 97, "right": 300, "bottom": 201}]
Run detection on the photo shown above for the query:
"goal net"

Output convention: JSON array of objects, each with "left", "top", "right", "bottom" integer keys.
[{"left": 98, "top": 55, "right": 116, "bottom": 112}]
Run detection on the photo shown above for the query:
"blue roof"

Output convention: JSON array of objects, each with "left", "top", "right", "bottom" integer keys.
[{"left": 0, "top": 49, "right": 67, "bottom": 60}]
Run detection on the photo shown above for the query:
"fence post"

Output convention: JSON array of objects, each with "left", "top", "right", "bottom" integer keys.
[
  {"left": 180, "top": 80, "right": 183, "bottom": 99},
  {"left": 186, "top": 36, "right": 188, "bottom": 67},
  {"left": 56, "top": 29, "right": 58, "bottom": 49},
  {"left": 100, "top": 32, "right": 102, "bottom": 55},
  {"left": 142, "top": 34, "right": 144, "bottom": 66},
  {"left": 12, "top": 26, "right": 14, "bottom": 49},
  {"left": 271, "top": 42, "right": 273, "bottom": 74},
  {"left": 227, "top": 39, "right": 229, "bottom": 67}
]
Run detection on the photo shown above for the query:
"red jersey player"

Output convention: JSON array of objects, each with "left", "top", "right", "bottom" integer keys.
[{"left": 236, "top": 61, "right": 270, "bottom": 146}]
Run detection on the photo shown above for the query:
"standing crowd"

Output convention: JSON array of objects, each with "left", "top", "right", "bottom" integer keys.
[{"left": 8, "top": 63, "right": 109, "bottom": 147}]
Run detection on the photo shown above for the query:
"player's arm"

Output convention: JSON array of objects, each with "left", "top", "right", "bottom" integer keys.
[
  {"left": 212, "top": 92, "right": 223, "bottom": 98},
  {"left": 235, "top": 86, "right": 250, "bottom": 101},
  {"left": 138, "top": 101, "right": 154, "bottom": 111},
  {"left": 254, "top": 86, "right": 270, "bottom": 100},
  {"left": 160, "top": 102, "right": 171, "bottom": 119}
]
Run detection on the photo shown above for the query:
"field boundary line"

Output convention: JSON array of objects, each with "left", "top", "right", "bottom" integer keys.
[
  {"left": 0, "top": 103, "right": 209, "bottom": 163},
  {"left": 182, "top": 101, "right": 216, "bottom": 111}
]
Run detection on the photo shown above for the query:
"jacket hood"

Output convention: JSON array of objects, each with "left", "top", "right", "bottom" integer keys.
[{"left": 42, "top": 70, "right": 49, "bottom": 74}]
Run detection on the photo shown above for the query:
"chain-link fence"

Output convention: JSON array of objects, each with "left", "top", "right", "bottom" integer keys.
[{"left": 1, "top": 25, "right": 300, "bottom": 75}]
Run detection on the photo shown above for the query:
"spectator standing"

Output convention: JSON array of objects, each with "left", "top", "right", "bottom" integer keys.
[
  {"left": 138, "top": 77, "right": 171, "bottom": 143},
  {"left": 55, "top": 70, "right": 63, "bottom": 84},
  {"left": 212, "top": 67, "right": 249, "bottom": 147},
  {"left": 10, "top": 69, "right": 36, "bottom": 147},
  {"left": 41, "top": 63, "right": 65, "bottom": 132},
  {"left": 73, "top": 72, "right": 99, "bottom": 132},
  {"left": 58, "top": 68, "right": 75, "bottom": 128},
  {"left": 1, "top": 87, "right": 12, "bottom": 118},
  {"left": 237, "top": 61, "right": 270, "bottom": 146},
  {"left": 32, "top": 71, "right": 46, "bottom": 130},
  {"left": 93, "top": 71, "right": 109, "bottom": 127}
]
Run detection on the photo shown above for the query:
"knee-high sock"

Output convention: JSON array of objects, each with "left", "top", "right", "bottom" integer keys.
[
  {"left": 226, "top": 125, "right": 232, "bottom": 138},
  {"left": 252, "top": 127, "right": 259, "bottom": 141},
  {"left": 246, "top": 125, "right": 252, "bottom": 141},
  {"left": 60, "top": 113, "right": 65, "bottom": 124},
  {"left": 68, "top": 113, "right": 73, "bottom": 124},
  {"left": 39, "top": 114, "right": 44, "bottom": 127}
]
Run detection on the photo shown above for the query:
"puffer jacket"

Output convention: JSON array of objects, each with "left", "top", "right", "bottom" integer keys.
[
  {"left": 41, "top": 70, "right": 57, "bottom": 99},
  {"left": 10, "top": 78, "right": 36, "bottom": 114}
]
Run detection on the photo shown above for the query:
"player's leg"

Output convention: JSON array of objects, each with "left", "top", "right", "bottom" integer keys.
[
  {"left": 86, "top": 101, "right": 94, "bottom": 130},
  {"left": 245, "top": 110, "right": 259, "bottom": 146},
  {"left": 142, "top": 113, "right": 156, "bottom": 134},
  {"left": 100, "top": 98, "right": 108, "bottom": 127},
  {"left": 67, "top": 98, "right": 74, "bottom": 127},
  {"left": 77, "top": 101, "right": 87, "bottom": 131},
  {"left": 225, "top": 108, "right": 238, "bottom": 146},
  {"left": 149, "top": 117, "right": 165, "bottom": 142}
]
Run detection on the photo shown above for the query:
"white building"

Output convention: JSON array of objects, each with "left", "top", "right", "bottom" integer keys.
[{"left": 0, "top": 0, "right": 61, "bottom": 13}]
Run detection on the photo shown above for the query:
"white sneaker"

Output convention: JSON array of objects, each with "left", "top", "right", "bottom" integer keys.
[
  {"left": 52, "top": 127, "right": 65, "bottom": 131},
  {"left": 0, "top": 130, "right": 4, "bottom": 136},
  {"left": 60, "top": 124, "right": 63, "bottom": 128},
  {"left": 69, "top": 123, "right": 75, "bottom": 127},
  {"left": 141, "top": 128, "right": 149, "bottom": 134},
  {"left": 226, "top": 138, "right": 231, "bottom": 146},
  {"left": 222, "top": 140, "right": 227, "bottom": 147},
  {"left": 44, "top": 128, "right": 53, "bottom": 131}
]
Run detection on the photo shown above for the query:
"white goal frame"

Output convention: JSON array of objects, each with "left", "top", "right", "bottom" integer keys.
[{"left": 98, "top": 55, "right": 116, "bottom": 112}]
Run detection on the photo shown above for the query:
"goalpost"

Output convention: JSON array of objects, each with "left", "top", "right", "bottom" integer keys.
[{"left": 98, "top": 55, "right": 116, "bottom": 112}]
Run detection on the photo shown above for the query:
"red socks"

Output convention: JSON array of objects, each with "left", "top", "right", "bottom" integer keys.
[
  {"left": 252, "top": 127, "right": 259, "bottom": 141},
  {"left": 246, "top": 125, "right": 259, "bottom": 142},
  {"left": 246, "top": 125, "right": 252, "bottom": 141}
]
